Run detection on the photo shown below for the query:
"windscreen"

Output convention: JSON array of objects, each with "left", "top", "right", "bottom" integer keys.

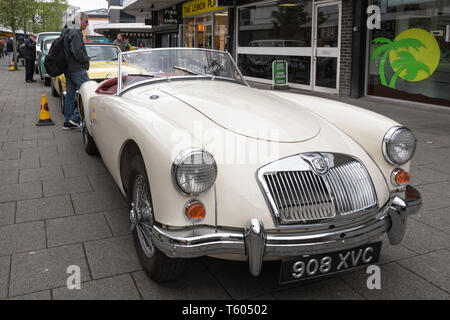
[
  {"left": 118, "top": 48, "right": 247, "bottom": 92},
  {"left": 86, "top": 45, "right": 120, "bottom": 62}
]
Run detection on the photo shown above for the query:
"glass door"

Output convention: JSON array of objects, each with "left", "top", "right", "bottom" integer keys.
[
  {"left": 196, "top": 16, "right": 213, "bottom": 49},
  {"left": 312, "top": 1, "right": 341, "bottom": 94}
]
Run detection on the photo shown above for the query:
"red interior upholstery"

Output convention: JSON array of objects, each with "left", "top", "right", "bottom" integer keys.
[{"left": 95, "top": 77, "right": 119, "bottom": 95}]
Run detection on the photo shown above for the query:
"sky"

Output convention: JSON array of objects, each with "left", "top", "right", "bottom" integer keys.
[{"left": 67, "top": 0, "right": 108, "bottom": 11}]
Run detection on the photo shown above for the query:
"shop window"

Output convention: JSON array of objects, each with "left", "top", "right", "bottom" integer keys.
[
  {"left": 238, "top": 0, "right": 312, "bottom": 47},
  {"left": 238, "top": 54, "right": 311, "bottom": 85},
  {"left": 368, "top": 0, "right": 450, "bottom": 106}
]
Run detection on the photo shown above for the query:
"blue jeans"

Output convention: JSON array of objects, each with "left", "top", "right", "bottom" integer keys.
[{"left": 64, "top": 70, "right": 89, "bottom": 125}]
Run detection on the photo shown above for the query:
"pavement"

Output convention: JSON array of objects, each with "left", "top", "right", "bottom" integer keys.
[{"left": 0, "top": 58, "right": 449, "bottom": 301}]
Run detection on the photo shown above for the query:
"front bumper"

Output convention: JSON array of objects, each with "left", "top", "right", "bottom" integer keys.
[{"left": 149, "top": 185, "right": 421, "bottom": 277}]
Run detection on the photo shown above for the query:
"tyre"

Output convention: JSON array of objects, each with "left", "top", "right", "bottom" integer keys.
[
  {"left": 44, "top": 77, "right": 51, "bottom": 86},
  {"left": 79, "top": 99, "right": 98, "bottom": 156},
  {"left": 51, "top": 79, "right": 59, "bottom": 97},
  {"left": 128, "top": 155, "right": 186, "bottom": 282}
]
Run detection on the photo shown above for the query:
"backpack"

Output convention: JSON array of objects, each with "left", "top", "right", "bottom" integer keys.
[{"left": 44, "top": 31, "right": 69, "bottom": 77}]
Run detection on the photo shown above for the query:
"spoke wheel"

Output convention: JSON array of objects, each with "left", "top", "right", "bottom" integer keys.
[
  {"left": 132, "top": 174, "right": 155, "bottom": 258},
  {"left": 128, "top": 155, "right": 187, "bottom": 282}
]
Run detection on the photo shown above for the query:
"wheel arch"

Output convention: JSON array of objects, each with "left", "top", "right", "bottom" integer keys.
[{"left": 119, "top": 139, "right": 143, "bottom": 198}]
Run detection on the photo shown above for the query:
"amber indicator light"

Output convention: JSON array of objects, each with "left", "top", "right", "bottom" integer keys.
[{"left": 186, "top": 201, "right": 206, "bottom": 221}]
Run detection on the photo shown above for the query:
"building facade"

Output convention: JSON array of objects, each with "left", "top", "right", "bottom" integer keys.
[{"left": 124, "top": 0, "right": 450, "bottom": 107}]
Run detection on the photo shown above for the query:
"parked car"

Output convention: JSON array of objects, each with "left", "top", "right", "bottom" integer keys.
[
  {"left": 35, "top": 32, "right": 60, "bottom": 74},
  {"left": 51, "top": 43, "right": 143, "bottom": 113},
  {"left": 38, "top": 36, "right": 59, "bottom": 86},
  {"left": 78, "top": 48, "right": 421, "bottom": 283}
]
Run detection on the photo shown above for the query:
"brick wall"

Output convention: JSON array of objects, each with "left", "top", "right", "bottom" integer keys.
[{"left": 339, "top": 0, "right": 353, "bottom": 96}]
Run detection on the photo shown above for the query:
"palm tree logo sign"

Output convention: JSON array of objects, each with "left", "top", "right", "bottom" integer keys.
[{"left": 371, "top": 28, "right": 440, "bottom": 89}]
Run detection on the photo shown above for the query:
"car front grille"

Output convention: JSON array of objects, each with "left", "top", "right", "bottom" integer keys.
[{"left": 258, "top": 153, "right": 378, "bottom": 225}]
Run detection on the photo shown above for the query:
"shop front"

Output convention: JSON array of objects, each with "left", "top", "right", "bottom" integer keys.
[
  {"left": 180, "top": 0, "right": 229, "bottom": 51},
  {"left": 366, "top": 0, "right": 450, "bottom": 107},
  {"left": 151, "top": 5, "right": 180, "bottom": 48},
  {"left": 236, "top": 0, "right": 342, "bottom": 94}
]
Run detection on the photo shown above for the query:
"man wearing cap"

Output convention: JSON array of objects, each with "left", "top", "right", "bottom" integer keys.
[{"left": 24, "top": 35, "right": 37, "bottom": 83}]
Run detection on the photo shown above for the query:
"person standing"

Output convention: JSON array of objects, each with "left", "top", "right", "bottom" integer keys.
[
  {"left": 113, "top": 33, "right": 130, "bottom": 52},
  {"left": 24, "top": 35, "right": 37, "bottom": 83},
  {"left": 62, "top": 11, "right": 90, "bottom": 130},
  {"left": 6, "top": 37, "right": 14, "bottom": 65},
  {"left": 0, "top": 40, "right": 4, "bottom": 59}
]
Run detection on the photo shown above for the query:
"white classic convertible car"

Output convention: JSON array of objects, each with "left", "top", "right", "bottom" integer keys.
[{"left": 78, "top": 48, "right": 421, "bottom": 283}]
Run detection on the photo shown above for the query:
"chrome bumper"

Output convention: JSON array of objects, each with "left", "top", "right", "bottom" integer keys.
[{"left": 150, "top": 186, "right": 421, "bottom": 277}]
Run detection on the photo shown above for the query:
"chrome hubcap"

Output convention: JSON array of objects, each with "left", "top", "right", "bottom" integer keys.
[{"left": 131, "top": 175, "right": 154, "bottom": 258}]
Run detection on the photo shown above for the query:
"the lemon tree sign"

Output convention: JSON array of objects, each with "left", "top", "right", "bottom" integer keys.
[{"left": 371, "top": 28, "right": 440, "bottom": 89}]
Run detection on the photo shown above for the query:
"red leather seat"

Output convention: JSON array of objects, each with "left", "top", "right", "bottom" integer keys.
[{"left": 95, "top": 77, "right": 119, "bottom": 95}]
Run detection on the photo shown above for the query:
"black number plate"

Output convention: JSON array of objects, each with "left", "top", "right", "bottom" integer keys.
[{"left": 279, "top": 242, "right": 382, "bottom": 284}]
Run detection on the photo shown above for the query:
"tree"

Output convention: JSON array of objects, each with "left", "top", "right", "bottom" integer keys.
[
  {"left": 0, "top": 0, "right": 30, "bottom": 70},
  {"left": 0, "top": 0, "right": 67, "bottom": 70}
]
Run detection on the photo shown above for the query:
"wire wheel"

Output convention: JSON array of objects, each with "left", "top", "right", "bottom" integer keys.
[{"left": 131, "top": 174, "right": 155, "bottom": 258}]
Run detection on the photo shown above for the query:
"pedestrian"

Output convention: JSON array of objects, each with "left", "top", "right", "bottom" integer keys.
[
  {"left": 6, "top": 37, "right": 14, "bottom": 65},
  {"left": 0, "top": 40, "right": 4, "bottom": 59},
  {"left": 113, "top": 33, "right": 130, "bottom": 52},
  {"left": 62, "top": 11, "right": 90, "bottom": 130},
  {"left": 24, "top": 35, "right": 37, "bottom": 83}
]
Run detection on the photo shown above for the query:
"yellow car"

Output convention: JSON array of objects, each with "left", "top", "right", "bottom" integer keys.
[{"left": 51, "top": 43, "right": 141, "bottom": 113}]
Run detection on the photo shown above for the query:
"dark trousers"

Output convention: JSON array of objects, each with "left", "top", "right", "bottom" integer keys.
[{"left": 25, "top": 58, "right": 35, "bottom": 81}]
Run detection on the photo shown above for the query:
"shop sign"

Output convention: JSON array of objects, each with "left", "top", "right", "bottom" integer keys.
[
  {"left": 272, "top": 60, "right": 288, "bottom": 88},
  {"left": 182, "top": 0, "right": 225, "bottom": 18},
  {"left": 156, "top": 6, "right": 179, "bottom": 26}
]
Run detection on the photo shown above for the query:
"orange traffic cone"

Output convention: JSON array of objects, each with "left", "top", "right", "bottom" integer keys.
[{"left": 36, "top": 94, "right": 55, "bottom": 126}]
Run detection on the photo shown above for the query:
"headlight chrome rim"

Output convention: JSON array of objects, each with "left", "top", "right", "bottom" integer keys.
[
  {"left": 172, "top": 148, "right": 217, "bottom": 196},
  {"left": 382, "top": 126, "right": 417, "bottom": 165}
]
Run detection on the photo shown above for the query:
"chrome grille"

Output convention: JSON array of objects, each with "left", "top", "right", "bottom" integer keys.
[{"left": 258, "top": 153, "right": 378, "bottom": 225}]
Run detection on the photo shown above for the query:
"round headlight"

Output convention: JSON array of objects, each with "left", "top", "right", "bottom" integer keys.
[
  {"left": 172, "top": 149, "right": 217, "bottom": 196},
  {"left": 383, "top": 127, "right": 417, "bottom": 165}
]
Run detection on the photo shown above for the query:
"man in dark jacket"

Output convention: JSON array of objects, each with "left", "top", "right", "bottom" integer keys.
[
  {"left": 24, "top": 35, "right": 37, "bottom": 83},
  {"left": 62, "top": 11, "right": 90, "bottom": 130}
]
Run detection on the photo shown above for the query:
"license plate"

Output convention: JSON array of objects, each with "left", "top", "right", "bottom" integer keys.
[{"left": 279, "top": 242, "right": 382, "bottom": 284}]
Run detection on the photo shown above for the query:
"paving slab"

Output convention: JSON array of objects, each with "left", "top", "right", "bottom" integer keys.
[
  {"left": 397, "top": 250, "right": 450, "bottom": 293},
  {"left": 16, "top": 195, "right": 74, "bottom": 223},
  {"left": 19, "top": 166, "right": 64, "bottom": 183},
  {"left": 0, "top": 221, "right": 46, "bottom": 256},
  {"left": 62, "top": 162, "right": 107, "bottom": 178},
  {"left": 84, "top": 235, "right": 141, "bottom": 279},
  {"left": 71, "top": 191, "right": 128, "bottom": 215},
  {"left": 42, "top": 176, "right": 92, "bottom": 197},
  {"left": 9, "top": 244, "right": 90, "bottom": 297},
  {"left": 200, "top": 257, "right": 298, "bottom": 300},
  {"left": 46, "top": 213, "right": 112, "bottom": 247},
  {"left": 401, "top": 219, "right": 450, "bottom": 254},
  {"left": 53, "top": 274, "right": 140, "bottom": 300},
  {"left": 411, "top": 207, "right": 450, "bottom": 234},
  {"left": 273, "top": 277, "right": 364, "bottom": 300},
  {"left": 132, "top": 263, "right": 230, "bottom": 300},
  {"left": 104, "top": 208, "right": 131, "bottom": 236},
  {"left": 0, "top": 149, "right": 20, "bottom": 161},
  {"left": 0, "top": 202, "right": 15, "bottom": 226},
  {"left": 21, "top": 146, "right": 58, "bottom": 159},
  {"left": 7, "top": 290, "right": 51, "bottom": 300},
  {"left": 340, "top": 263, "right": 449, "bottom": 300},
  {"left": 0, "top": 256, "right": 10, "bottom": 299}
]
